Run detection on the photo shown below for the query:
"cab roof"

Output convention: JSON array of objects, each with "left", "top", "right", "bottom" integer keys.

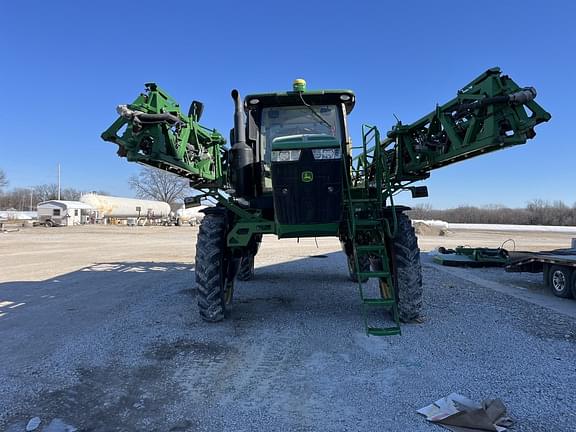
[{"left": 244, "top": 90, "right": 356, "bottom": 114}]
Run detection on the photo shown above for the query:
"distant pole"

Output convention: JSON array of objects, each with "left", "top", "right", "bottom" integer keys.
[
  {"left": 57, "top": 163, "right": 61, "bottom": 200},
  {"left": 29, "top": 189, "right": 33, "bottom": 210}
]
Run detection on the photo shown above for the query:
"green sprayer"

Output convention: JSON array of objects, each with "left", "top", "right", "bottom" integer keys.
[{"left": 102, "top": 68, "right": 550, "bottom": 335}]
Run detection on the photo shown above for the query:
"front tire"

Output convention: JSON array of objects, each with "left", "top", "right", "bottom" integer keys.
[
  {"left": 392, "top": 213, "right": 423, "bottom": 322},
  {"left": 195, "top": 212, "right": 234, "bottom": 322}
]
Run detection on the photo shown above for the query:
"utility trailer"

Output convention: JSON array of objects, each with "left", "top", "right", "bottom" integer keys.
[{"left": 506, "top": 249, "right": 576, "bottom": 299}]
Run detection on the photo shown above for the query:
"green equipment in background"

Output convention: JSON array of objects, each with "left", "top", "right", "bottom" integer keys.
[
  {"left": 101, "top": 68, "right": 550, "bottom": 335},
  {"left": 434, "top": 246, "right": 510, "bottom": 267}
]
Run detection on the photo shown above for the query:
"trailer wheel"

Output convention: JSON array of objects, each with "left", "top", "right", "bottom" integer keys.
[
  {"left": 392, "top": 213, "right": 423, "bottom": 322},
  {"left": 549, "top": 266, "right": 573, "bottom": 298},
  {"left": 237, "top": 254, "right": 255, "bottom": 281},
  {"left": 45, "top": 220, "right": 54, "bottom": 228},
  {"left": 195, "top": 212, "right": 234, "bottom": 322},
  {"left": 348, "top": 253, "right": 370, "bottom": 283}
]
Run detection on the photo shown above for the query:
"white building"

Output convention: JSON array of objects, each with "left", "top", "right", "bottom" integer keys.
[{"left": 37, "top": 200, "right": 94, "bottom": 227}]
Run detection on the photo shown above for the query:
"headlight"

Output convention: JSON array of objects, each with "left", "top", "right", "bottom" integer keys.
[
  {"left": 271, "top": 149, "right": 301, "bottom": 162},
  {"left": 312, "top": 147, "right": 342, "bottom": 160}
]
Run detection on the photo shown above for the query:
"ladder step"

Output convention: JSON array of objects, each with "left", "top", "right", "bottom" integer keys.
[
  {"left": 362, "top": 298, "right": 396, "bottom": 307},
  {"left": 367, "top": 326, "right": 401, "bottom": 336},
  {"left": 357, "top": 271, "right": 390, "bottom": 278}
]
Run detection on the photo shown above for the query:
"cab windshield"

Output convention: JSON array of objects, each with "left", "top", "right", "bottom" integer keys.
[
  {"left": 258, "top": 105, "right": 342, "bottom": 191},
  {"left": 260, "top": 105, "right": 341, "bottom": 163}
]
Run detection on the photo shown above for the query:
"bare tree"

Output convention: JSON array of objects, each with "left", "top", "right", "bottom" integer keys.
[
  {"left": 32, "top": 184, "right": 83, "bottom": 203},
  {"left": 0, "top": 187, "right": 30, "bottom": 210},
  {"left": 33, "top": 184, "right": 59, "bottom": 202},
  {"left": 0, "top": 184, "right": 88, "bottom": 210},
  {"left": 129, "top": 167, "right": 188, "bottom": 205},
  {"left": 407, "top": 199, "right": 576, "bottom": 226},
  {"left": 0, "top": 169, "right": 7, "bottom": 191}
]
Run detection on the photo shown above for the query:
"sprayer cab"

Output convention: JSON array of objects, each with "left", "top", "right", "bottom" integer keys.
[{"left": 231, "top": 81, "right": 356, "bottom": 228}]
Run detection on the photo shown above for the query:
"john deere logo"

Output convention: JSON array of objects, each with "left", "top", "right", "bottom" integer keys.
[{"left": 301, "top": 171, "right": 314, "bottom": 182}]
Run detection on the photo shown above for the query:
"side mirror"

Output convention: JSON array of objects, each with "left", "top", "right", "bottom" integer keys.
[
  {"left": 188, "top": 100, "right": 204, "bottom": 121},
  {"left": 409, "top": 186, "right": 429, "bottom": 198},
  {"left": 184, "top": 196, "right": 202, "bottom": 208}
]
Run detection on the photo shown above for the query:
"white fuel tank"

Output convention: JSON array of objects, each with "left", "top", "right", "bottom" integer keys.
[{"left": 80, "top": 193, "right": 171, "bottom": 219}]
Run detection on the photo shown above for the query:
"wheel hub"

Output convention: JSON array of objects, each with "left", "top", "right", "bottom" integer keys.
[{"left": 552, "top": 270, "right": 566, "bottom": 292}]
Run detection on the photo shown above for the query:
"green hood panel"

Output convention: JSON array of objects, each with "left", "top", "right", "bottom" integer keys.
[{"left": 272, "top": 134, "right": 340, "bottom": 150}]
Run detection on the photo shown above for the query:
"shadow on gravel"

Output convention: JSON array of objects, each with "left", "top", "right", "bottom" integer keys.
[
  {"left": 0, "top": 262, "right": 195, "bottom": 320},
  {"left": 0, "top": 252, "right": 382, "bottom": 327},
  {"left": 0, "top": 252, "right": 358, "bottom": 323}
]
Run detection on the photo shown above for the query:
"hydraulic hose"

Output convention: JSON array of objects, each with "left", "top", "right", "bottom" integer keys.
[
  {"left": 452, "top": 87, "right": 537, "bottom": 118},
  {"left": 116, "top": 104, "right": 182, "bottom": 125},
  {"left": 135, "top": 113, "right": 182, "bottom": 125}
]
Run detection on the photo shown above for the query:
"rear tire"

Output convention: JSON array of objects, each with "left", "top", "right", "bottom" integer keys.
[
  {"left": 195, "top": 212, "right": 234, "bottom": 322},
  {"left": 392, "top": 213, "right": 423, "bottom": 322},
  {"left": 549, "top": 265, "right": 573, "bottom": 298},
  {"left": 237, "top": 254, "right": 255, "bottom": 281},
  {"left": 45, "top": 220, "right": 54, "bottom": 228}
]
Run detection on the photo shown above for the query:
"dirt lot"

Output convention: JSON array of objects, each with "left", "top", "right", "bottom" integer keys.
[{"left": 1, "top": 226, "right": 575, "bottom": 431}]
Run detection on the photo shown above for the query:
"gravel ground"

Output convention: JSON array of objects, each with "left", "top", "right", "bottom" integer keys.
[{"left": 1, "top": 227, "right": 575, "bottom": 431}]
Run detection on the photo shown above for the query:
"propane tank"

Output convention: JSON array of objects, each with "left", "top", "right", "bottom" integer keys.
[{"left": 80, "top": 193, "right": 171, "bottom": 219}]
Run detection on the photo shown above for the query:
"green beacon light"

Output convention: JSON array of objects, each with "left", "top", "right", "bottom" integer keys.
[{"left": 293, "top": 78, "right": 306, "bottom": 92}]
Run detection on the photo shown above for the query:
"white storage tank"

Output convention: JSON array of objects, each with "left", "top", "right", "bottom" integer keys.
[
  {"left": 175, "top": 205, "right": 207, "bottom": 226},
  {"left": 80, "top": 193, "right": 171, "bottom": 219}
]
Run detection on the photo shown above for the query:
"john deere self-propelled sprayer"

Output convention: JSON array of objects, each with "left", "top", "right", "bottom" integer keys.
[{"left": 102, "top": 68, "right": 550, "bottom": 335}]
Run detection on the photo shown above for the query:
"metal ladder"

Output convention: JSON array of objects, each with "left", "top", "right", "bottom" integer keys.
[{"left": 343, "top": 125, "right": 400, "bottom": 336}]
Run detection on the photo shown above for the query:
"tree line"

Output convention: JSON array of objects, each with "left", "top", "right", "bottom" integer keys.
[
  {"left": 0, "top": 183, "right": 109, "bottom": 211},
  {"left": 0, "top": 167, "right": 187, "bottom": 209},
  {"left": 408, "top": 200, "right": 576, "bottom": 226},
  {"left": 0, "top": 167, "right": 109, "bottom": 210}
]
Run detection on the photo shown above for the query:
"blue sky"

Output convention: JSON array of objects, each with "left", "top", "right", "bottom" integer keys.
[{"left": 1, "top": 1, "right": 574, "bottom": 208}]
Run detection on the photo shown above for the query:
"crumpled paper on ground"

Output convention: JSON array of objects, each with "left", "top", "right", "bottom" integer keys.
[{"left": 417, "top": 393, "right": 513, "bottom": 432}]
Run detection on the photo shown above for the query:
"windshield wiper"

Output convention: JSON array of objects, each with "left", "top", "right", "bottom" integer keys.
[{"left": 298, "top": 92, "right": 333, "bottom": 131}]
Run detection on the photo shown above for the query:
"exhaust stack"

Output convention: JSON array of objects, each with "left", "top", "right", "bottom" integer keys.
[{"left": 230, "top": 89, "right": 253, "bottom": 197}]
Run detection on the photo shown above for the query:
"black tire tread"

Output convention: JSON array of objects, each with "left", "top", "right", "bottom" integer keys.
[
  {"left": 195, "top": 213, "right": 228, "bottom": 322},
  {"left": 393, "top": 213, "right": 423, "bottom": 322},
  {"left": 237, "top": 254, "right": 255, "bottom": 281}
]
